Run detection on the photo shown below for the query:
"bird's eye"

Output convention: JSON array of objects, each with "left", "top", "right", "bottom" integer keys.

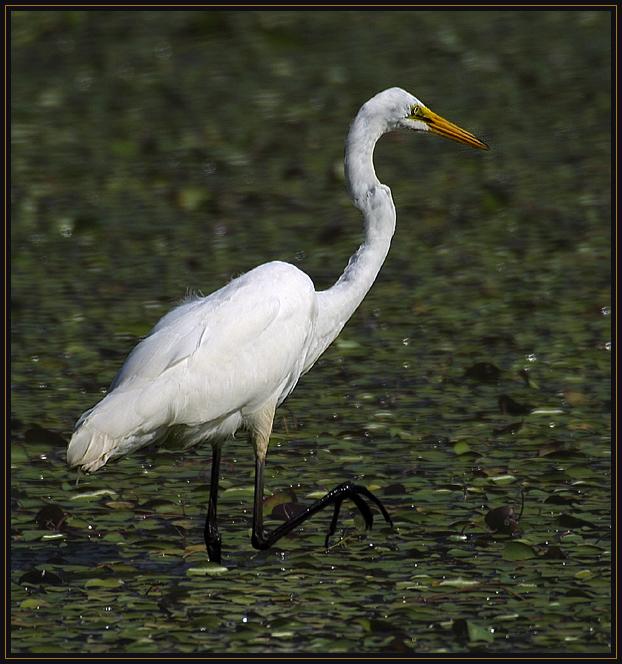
[{"left": 410, "top": 105, "right": 421, "bottom": 117}]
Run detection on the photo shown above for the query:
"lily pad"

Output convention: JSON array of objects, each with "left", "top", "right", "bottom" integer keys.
[
  {"left": 502, "top": 541, "right": 536, "bottom": 561},
  {"left": 187, "top": 565, "right": 229, "bottom": 576}
]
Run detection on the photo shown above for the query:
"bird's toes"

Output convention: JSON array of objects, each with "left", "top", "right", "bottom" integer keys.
[
  {"left": 349, "top": 491, "right": 374, "bottom": 530},
  {"left": 324, "top": 498, "right": 344, "bottom": 548},
  {"left": 354, "top": 484, "right": 393, "bottom": 527}
]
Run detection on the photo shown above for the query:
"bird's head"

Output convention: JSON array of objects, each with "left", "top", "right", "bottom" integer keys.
[{"left": 366, "top": 87, "right": 488, "bottom": 150}]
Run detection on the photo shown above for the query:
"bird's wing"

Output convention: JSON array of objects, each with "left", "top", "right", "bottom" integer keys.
[{"left": 110, "top": 284, "right": 282, "bottom": 391}]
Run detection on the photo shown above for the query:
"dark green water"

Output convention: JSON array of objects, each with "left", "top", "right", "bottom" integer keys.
[{"left": 11, "top": 10, "right": 612, "bottom": 654}]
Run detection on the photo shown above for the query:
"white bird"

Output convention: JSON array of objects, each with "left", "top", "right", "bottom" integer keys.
[{"left": 67, "top": 87, "right": 487, "bottom": 562}]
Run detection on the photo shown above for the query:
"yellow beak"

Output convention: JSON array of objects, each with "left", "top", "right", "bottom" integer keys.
[{"left": 415, "top": 105, "right": 488, "bottom": 150}]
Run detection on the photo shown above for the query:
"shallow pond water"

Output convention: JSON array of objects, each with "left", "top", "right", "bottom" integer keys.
[{"left": 10, "top": 9, "right": 612, "bottom": 655}]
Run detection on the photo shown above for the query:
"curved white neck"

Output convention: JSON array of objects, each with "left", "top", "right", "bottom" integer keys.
[
  {"left": 305, "top": 111, "right": 397, "bottom": 370},
  {"left": 345, "top": 111, "right": 384, "bottom": 205}
]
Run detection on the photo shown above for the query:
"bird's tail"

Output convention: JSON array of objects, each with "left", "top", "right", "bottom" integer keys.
[
  {"left": 66, "top": 420, "right": 118, "bottom": 473},
  {"left": 67, "top": 388, "right": 166, "bottom": 472}
]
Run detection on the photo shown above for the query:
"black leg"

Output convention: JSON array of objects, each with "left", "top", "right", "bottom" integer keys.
[
  {"left": 251, "top": 456, "right": 393, "bottom": 552},
  {"left": 251, "top": 455, "right": 266, "bottom": 548},
  {"left": 204, "top": 444, "right": 222, "bottom": 563}
]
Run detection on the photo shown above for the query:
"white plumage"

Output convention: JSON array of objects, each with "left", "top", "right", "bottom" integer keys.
[
  {"left": 68, "top": 261, "right": 316, "bottom": 471},
  {"left": 67, "top": 88, "right": 487, "bottom": 560}
]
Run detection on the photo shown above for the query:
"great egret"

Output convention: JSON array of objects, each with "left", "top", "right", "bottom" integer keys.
[{"left": 67, "top": 87, "right": 487, "bottom": 562}]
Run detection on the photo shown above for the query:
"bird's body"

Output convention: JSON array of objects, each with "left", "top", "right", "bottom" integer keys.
[
  {"left": 68, "top": 87, "right": 487, "bottom": 561},
  {"left": 68, "top": 261, "right": 317, "bottom": 471}
]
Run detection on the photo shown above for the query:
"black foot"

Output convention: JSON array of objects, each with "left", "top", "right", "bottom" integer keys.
[
  {"left": 205, "top": 532, "right": 222, "bottom": 563},
  {"left": 251, "top": 480, "right": 392, "bottom": 553},
  {"left": 324, "top": 481, "right": 393, "bottom": 548}
]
